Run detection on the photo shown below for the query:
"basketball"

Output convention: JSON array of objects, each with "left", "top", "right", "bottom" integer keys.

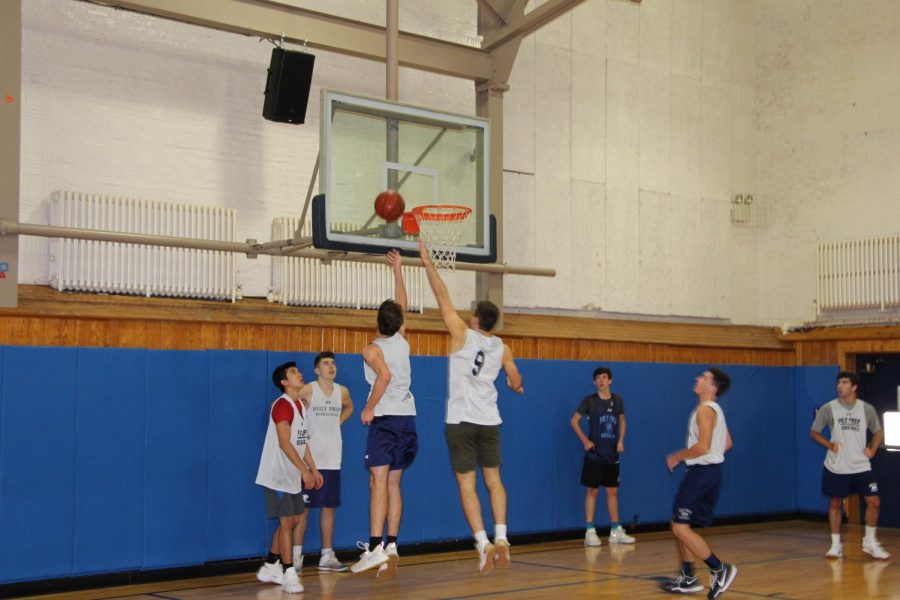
[{"left": 374, "top": 190, "right": 405, "bottom": 222}]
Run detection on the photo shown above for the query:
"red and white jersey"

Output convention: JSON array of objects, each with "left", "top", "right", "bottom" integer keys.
[{"left": 255, "top": 394, "right": 308, "bottom": 493}]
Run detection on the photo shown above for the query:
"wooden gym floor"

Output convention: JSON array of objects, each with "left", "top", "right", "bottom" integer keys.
[{"left": 19, "top": 521, "right": 898, "bottom": 600}]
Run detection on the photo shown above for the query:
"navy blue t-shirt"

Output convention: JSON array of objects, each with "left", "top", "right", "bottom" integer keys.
[{"left": 576, "top": 393, "right": 625, "bottom": 464}]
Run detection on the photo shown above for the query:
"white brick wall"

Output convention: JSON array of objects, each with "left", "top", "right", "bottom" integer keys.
[
  {"left": 21, "top": 0, "right": 897, "bottom": 326},
  {"left": 756, "top": 0, "right": 900, "bottom": 326}
]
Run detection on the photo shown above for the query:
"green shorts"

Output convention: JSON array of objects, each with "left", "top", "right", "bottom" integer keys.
[{"left": 445, "top": 422, "right": 501, "bottom": 473}]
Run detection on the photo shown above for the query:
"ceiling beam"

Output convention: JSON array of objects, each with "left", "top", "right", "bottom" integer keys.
[
  {"left": 99, "top": 0, "right": 493, "bottom": 81},
  {"left": 481, "top": 0, "right": 586, "bottom": 51}
]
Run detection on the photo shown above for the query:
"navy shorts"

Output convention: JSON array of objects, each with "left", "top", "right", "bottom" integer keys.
[
  {"left": 303, "top": 469, "right": 341, "bottom": 509},
  {"left": 672, "top": 463, "right": 722, "bottom": 528},
  {"left": 365, "top": 415, "right": 418, "bottom": 471},
  {"left": 821, "top": 467, "right": 879, "bottom": 498}
]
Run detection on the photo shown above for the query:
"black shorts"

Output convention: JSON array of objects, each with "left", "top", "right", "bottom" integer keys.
[
  {"left": 263, "top": 487, "right": 306, "bottom": 519},
  {"left": 672, "top": 464, "right": 722, "bottom": 528},
  {"left": 365, "top": 415, "right": 418, "bottom": 471},
  {"left": 821, "top": 467, "right": 879, "bottom": 498},
  {"left": 445, "top": 422, "right": 501, "bottom": 473},
  {"left": 580, "top": 455, "right": 620, "bottom": 488}
]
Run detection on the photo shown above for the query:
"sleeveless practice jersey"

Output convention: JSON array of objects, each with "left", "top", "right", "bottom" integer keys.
[
  {"left": 685, "top": 400, "right": 728, "bottom": 466},
  {"left": 307, "top": 381, "right": 344, "bottom": 470},
  {"left": 811, "top": 398, "right": 881, "bottom": 474},
  {"left": 256, "top": 394, "right": 308, "bottom": 493},
  {"left": 364, "top": 333, "right": 416, "bottom": 416},
  {"left": 446, "top": 329, "right": 505, "bottom": 425}
]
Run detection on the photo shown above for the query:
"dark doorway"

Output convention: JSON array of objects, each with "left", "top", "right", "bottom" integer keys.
[{"left": 857, "top": 354, "right": 900, "bottom": 528}]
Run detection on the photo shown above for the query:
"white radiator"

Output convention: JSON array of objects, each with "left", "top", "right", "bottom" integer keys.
[
  {"left": 269, "top": 217, "right": 424, "bottom": 311},
  {"left": 49, "top": 191, "right": 238, "bottom": 301},
  {"left": 817, "top": 236, "right": 900, "bottom": 312}
]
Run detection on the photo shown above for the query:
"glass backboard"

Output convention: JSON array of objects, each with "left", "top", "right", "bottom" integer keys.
[{"left": 312, "top": 90, "right": 496, "bottom": 262}]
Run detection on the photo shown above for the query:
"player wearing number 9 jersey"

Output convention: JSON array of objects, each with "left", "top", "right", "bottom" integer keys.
[{"left": 418, "top": 240, "right": 524, "bottom": 576}]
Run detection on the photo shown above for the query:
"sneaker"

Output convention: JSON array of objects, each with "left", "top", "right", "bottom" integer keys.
[
  {"left": 256, "top": 560, "right": 283, "bottom": 585},
  {"left": 862, "top": 539, "right": 890, "bottom": 560},
  {"left": 495, "top": 539, "right": 511, "bottom": 568},
  {"left": 660, "top": 574, "right": 704, "bottom": 594},
  {"left": 292, "top": 553, "right": 305, "bottom": 571},
  {"left": 608, "top": 527, "right": 636, "bottom": 544},
  {"left": 707, "top": 563, "right": 738, "bottom": 599},
  {"left": 350, "top": 541, "right": 389, "bottom": 573},
  {"left": 826, "top": 543, "right": 843, "bottom": 559},
  {"left": 318, "top": 550, "right": 348, "bottom": 572},
  {"left": 478, "top": 541, "right": 496, "bottom": 575},
  {"left": 377, "top": 542, "right": 399, "bottom": 579},
  {"left": 585, "top": 529, "right": 602, "bottom": 547},
  {"left": 282, "top": 566, "right": 303, "bottom": 594}
]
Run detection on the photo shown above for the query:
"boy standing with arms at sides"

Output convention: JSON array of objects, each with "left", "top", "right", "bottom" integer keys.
[
  {"left": 292, "top": 351, "right": 354, "bottom": 572},
  {"left": 351, "top": 249, "right": 417, "bottom": 577},
  {"left": 810, "top": 371, "right": 889, "bottom": 560},
  {"left": 663, "top": 368, "right": 736, "bottom": 599},
  {"left": 569, "top": 366, "right": 635, "bottom": 547},
  {"left": 255, "top": 362, "right": 324, "bottom": 595},
  {"left": 418, "top": 240, "right": 525, "bottom": 575}
]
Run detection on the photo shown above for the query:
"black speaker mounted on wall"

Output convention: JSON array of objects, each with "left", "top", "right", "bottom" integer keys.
[{"left": 263, "top": 47, "right": 315, "bottom": 124}]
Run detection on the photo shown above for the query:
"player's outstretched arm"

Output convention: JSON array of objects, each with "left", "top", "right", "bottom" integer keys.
[
  {"left": 418, "top": 239, "right": 468, "bottom": 344},
  {"left": 502, "top": 345, "right": 524, "bottom": 393},
  {"left": 387, "top": 249, "right": 408, "bottom": 314}
]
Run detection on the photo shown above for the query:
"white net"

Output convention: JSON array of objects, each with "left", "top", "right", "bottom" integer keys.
[{"left": 414, "top": 206, "right": 472, "bottom": 271}]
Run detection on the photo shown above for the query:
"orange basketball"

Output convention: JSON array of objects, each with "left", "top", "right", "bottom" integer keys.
[{"left": 374, "top": 190, "right": 405, "bottom": 222}]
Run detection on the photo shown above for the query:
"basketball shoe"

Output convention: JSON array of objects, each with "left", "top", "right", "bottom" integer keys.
[
  {"left": 495, "top": 538, "right": 511, "bottom": 568},
  {"left": 477, "top": 541, "right": 496, "bottom": 575},
  {"left": 256, "top": 560, "right": 283, "bottom": 585},
  {"left": 350, "top": 541, "right": 389, "bottom": 573},
  {"left": 585, "top": 529, "right": 602, "bottom": 547},
  {"left": 707, "top": 563, "right": 738, "bottom": 599}
]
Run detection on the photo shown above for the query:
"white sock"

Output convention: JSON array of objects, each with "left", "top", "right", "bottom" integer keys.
[
  {"left": 865, "top": 526, "right": 876, "bottom": 542},
  {"left": 321, "top": 547, "right": 332, "bottom": 556},
  {"left": 474, "top": 530, "right": 489, "bottom": 550},
  {"left": 495, "top": 524, "right": 508, "bottom": 542},
  {"left": 831, "top": 534, "right": 841, "bottom": 546},
  {"left": 293, "top": 545, "right": 303, "bottom": 564}
]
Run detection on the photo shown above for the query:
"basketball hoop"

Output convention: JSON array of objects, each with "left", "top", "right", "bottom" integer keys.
[{"left": 413, "top": 205, "right": 472, "bottom": 271}]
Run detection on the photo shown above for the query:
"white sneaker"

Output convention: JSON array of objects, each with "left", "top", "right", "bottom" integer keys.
[
  {"left": 350, "top": 541, "right": 389, "bottom": 573},
  {"left": 256, "top": 560, "right": 283, "bottom": 585},
  {"left": 282, "top": 566, "right": 303, "bottom": 594},
  {"left": 495, "top": 539, "right": 511, "bottom": 568},
  {"left": 318, "top": 550, "right": 348, "bottom": 572},
  {"left": 585, "top": 529, "right": 602, "bottom": 547},
  {"left": 377, "top": 542, "right": 399, "bottom": 578},
  {"left": 608, "top": 527, "right": 635, "bottom": 544},
  {"left": 292, "top": 554, "right": 305, "bottom": 571},
  {"left": 826, "top": 543, "right": 843, "bottom": 558},
  {"left": 477, "top": 541, "right": 496, "bottom": 575},
  {"left": 863, "top": 539, "right": 890, "bottom": 560}
]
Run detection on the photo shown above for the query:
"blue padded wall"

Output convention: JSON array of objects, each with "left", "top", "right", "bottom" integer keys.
[
  {"left": 0, "top": 347, "right": 78, "bottom": 581},
  {"left": 0, "top": 346, "right": 846, "bottom": 584},
  {"left": 74, "top": 349, "right": 147, "bottom": 574},
  {"left": 143, "top": 351, "right": 210, "bottom": 568}
]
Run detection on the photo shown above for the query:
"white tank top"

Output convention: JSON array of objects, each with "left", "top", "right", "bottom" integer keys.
[
  {"left": 446, "top": 329, "right": 505, "bottom": 425},
  {"left": 255, "top": 394, "right": 308, "bottom": 493},
  {"left": 364, "top": 333, "right": 416, "bottom": 416},
  {"left": 306, "top": 382, "right": 344, "bottom": 470},
  {"left": 685, "top": 401, "right": 727, "bottom": 466}
]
